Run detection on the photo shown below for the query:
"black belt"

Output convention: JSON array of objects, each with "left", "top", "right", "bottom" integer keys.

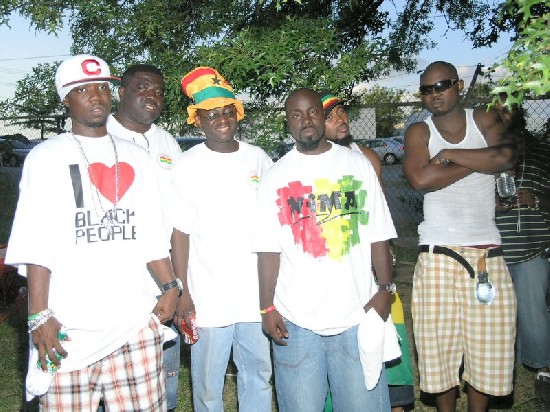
[{"left": 419, "top": 245, "right": 503, "bottom": 278}]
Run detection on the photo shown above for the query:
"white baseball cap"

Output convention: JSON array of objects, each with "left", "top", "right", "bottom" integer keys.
[{"left": 55, "top": 54, "right": 120, "bottom": 101}]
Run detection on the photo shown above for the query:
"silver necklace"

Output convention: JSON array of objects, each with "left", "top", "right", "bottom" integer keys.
[
  {"left": 71, "top": 132, "right": 119, "bottom": 234},
  {"left": 140, "top": 133, "right": 150, "bottom": 151},
  {"left": 516, "top": 145, "right": 526, "bottom": 233}
]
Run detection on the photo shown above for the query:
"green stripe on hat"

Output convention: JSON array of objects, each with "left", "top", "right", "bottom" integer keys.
[{"left": 193, "top": 86, "right": 235, "bottom": 104}]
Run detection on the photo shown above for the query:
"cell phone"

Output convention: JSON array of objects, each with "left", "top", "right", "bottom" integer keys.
[{"left": 181, "top": 315, "right": 199, "bottom": 345}]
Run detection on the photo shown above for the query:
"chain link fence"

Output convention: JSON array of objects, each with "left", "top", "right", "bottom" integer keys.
[{"left": 1, "top": 96, "right": 549, "bottom": 242}]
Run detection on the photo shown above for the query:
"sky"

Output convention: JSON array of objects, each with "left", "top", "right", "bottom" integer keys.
[{"left": 0, "top": 12, "right": 514, "bottom": 101}]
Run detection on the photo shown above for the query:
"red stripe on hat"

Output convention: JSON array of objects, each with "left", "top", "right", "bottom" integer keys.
[
  {"left": 182, "top": 67, "right": 217, "bottom": 88},
  {"left": 322, "top": 96, "right": 340, "bottom": 111}
]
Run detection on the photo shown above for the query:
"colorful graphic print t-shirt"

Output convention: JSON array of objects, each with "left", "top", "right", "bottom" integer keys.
[{"left": 254, "top": 144, "right": 397, "bottom": 335}]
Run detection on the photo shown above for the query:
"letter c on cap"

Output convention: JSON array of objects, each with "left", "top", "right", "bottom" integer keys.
[{"left": 81, "top": 59, "right": 101, "bottom": 76}]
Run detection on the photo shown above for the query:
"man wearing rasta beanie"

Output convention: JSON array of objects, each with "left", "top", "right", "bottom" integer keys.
[
  {"left": 171, "top": 67, "right": 273, "bottom": 411},
  {"left": 319, "top": 90, "right": 382, "bottom": 179},
  {"left": 319, "top": 90, "right": 415, "bottom": 412}
]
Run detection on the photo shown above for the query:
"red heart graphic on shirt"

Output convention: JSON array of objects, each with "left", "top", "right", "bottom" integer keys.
[{"left": 88, "top": 162, "right": 135, "bottom": 203}]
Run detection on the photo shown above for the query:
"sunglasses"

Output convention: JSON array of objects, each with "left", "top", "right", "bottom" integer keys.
[
  {"left": 200, "top": 107, "right": 237, "bottom": 122},
  {"left": 419, "top": 79, "right": 459, "bottom": 95}
]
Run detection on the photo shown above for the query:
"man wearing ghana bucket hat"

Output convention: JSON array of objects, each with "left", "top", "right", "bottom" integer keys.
[
  {"left": 171, "top": 67, "right": 273, "bottom": 411},
  {"left": 5, "top": 54, "right": 180, "bottom": 410}
]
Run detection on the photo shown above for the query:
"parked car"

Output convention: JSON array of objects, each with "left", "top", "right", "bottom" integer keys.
[
  {"left": 357, "top": 137, "right": 404, "bottom": 165},
  {"left": 387, "top": 136, "right": 404, "bottom": 145},
  {"left": 0, "top": 138, "right": 41, "bottom": 167},
  {"left": 176, "top": 136, "right": 206, "bottom": 151}
]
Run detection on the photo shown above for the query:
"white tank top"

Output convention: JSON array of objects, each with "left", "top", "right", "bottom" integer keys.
[{"left": 418, "top": 109, "right": 501, "bottom": 246}]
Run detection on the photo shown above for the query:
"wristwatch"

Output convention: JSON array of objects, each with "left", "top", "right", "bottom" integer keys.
[
  {"left": 162, "top": 278, "right": 183, "bottom": 293},
  {"left": 378, "top": 282, "right": 396, "bottom": 294},
  {"left": 436, "top": 150, "right": 450, "bottom": 166}
]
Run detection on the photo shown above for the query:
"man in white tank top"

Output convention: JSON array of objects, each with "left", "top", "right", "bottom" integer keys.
[{"left": 403, "top": 61, "right": 518, "bottom": 411}]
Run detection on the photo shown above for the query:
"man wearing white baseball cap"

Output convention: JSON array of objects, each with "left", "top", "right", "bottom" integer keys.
[{"left": 5, "top": 54, "right": 180, "bottom": 411}]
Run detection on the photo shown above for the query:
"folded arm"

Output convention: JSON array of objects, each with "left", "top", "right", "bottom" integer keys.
[{"left": 403, "top": 109, "right": 517, "bottom": 192}]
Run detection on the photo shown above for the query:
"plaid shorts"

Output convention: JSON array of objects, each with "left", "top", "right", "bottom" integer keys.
[
  {"left": 412, "top": 246, "right": 516, "bottom": 396},
  {"left": 41, "top": 316, "right": 166, "bottom": 411}
]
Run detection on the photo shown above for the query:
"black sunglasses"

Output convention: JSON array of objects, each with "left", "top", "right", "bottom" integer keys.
[{"left": 419, "top": 79, "right": 459, "bottom": 95}]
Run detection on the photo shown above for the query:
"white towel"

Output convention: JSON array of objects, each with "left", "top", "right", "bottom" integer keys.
[
  {"left": 25, "top": 343, "right": 55, "bottom": 401},
  {"left": 159, "top": 324, "right": 178, "bottom": 342},
  {"left": 357, "top": 308, "right": 401, "bottom": 390},
  {"left": 151, "top": 313, "right": 178, "bottom": 342}
]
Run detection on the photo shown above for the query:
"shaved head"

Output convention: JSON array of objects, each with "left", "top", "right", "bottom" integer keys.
[{"left": 420, "top": 61, "right": 458, "bottom": 81}]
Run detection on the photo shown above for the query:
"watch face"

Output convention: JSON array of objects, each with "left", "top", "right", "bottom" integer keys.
[
  {"left": 162, "top": 279, "right": 181, "bottom": 292},
  {"left": 379, "top": 283, "right": 396, "bottom": 294}
]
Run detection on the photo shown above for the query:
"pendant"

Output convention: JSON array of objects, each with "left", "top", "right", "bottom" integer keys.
[{"left": 100, "top": 211, "right": 117, "bottom": 234}]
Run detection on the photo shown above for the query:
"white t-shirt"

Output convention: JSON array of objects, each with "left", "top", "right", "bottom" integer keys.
[
  {"left": 254, "top": 143, "right": 397, "bottom": 335},
  {"left": 419, "top": 109, "right": 501, "bottom": 245},
  {"left": 107, "top": 114, "right": 182, "bottom": 240},
  {"left": 6, "top": 132, "right": 169, "bottom": 371},
  {"left": 172, "top": 141, "right": 273, "bottom": 327}
]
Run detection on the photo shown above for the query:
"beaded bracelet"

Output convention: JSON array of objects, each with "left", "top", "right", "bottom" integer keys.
[
  {"left": 28, "top": 309, "right": 54, "bottom": 332},
  {"left": 28, "top": 312, "right": 42, "bottom": 322},
  {"left": 260, "top": 305, "right": 277, "bottom": 315}
]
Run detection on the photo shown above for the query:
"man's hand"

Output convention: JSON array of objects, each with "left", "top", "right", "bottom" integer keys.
[
  {"left": 261, "top": 310, "right": 288, "bottom": 346},
  {"left": 153, "top": 288, "right": 179, "bottom": 324},
  {"left": 363, "top": 290, "right": 393, "bottom": 321},
  {"left": 32, "top": 316, "right": 68, "bottom": 371},
  {"left": 173, "top": 291, "right": 195, "bottom": 334},
  {"left": 515, "top": 189, "right": 537, "bottom": 208}
]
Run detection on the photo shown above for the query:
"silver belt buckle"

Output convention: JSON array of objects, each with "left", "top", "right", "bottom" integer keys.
[{"left": 475, "top": 270, "right": 495, "bottom": 304}]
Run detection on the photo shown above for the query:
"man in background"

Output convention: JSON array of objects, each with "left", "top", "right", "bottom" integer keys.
[
  {"left": 320, "top": 90, "right": 415, "bottom": 412},
  {"left": 494, "top": 94, "right": 550, "bottom": 385},
  {"left": 107, "top": 63, "right": 183, "bottom": 411},
  {"left": 319, "top": 90, "right": 382, "bottom": 177}
]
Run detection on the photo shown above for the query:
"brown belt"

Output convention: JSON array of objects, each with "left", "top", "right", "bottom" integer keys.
[{"left": 419, "top": 245, "right": 503, "bottom": 278}]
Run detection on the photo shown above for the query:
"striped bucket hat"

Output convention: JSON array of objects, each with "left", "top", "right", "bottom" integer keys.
[{"left": 181, "top": 67, "right": 245, "bottom": 125}]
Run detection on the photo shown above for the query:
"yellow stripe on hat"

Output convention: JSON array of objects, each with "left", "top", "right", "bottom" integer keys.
[{"left": 181, "top": 66, "right": 245, "bottom": 126}]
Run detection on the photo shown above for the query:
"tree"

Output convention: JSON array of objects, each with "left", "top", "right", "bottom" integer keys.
[
  {"left": 0, "top": 62, "right": 67, "bottom": 138},
  {"left": 491, "top": 0, "right": 549, "bottom": 107},
  {"left": 360, "top": 86, "right": 407, "bottom": 137},
  {"left": 0, "top": 0, "right": 524, "bottom": 144},
  {"left": 0, "top": 0, "right": 506, "bottom": 104}
]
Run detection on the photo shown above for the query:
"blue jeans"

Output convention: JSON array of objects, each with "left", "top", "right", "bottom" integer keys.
[
  {"left": 509, "top": 254, "right": 550, "bottom": 369},
  {"left": 272, "top": 320, "right": 391, "bottom": 412},
  {"left": 164, "top": 323, "right": 181, "bottom": 410},
  {"left": 191, "top": 322, "right": 272, "bottom": 412}
]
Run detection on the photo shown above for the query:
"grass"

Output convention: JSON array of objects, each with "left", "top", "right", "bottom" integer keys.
[{"left": 0, "top": 171, "right": 18, "bottom": 244}]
